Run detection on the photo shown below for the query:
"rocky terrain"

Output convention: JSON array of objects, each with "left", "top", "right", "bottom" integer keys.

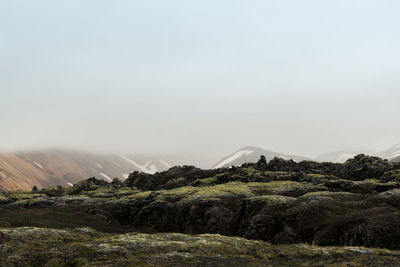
[
  {"left": 2, "top": 144, "right": 400, "bottom": 192},
  {"left": 2, "top": 154, "right": 400, "bottom": 265},
  {"left": 1, "top": 227, "right": 400, "bottom": 266}
]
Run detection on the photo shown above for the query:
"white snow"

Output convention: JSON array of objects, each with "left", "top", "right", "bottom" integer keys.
[
  {"left": 96, "top": 163, "right": 103, "bottom": 169},
  {"left": 147, "top": 163, "right": 158, "bottom": 174},
  {"left": 143, "top": 161, "right": 158, "bottom": 174},
  {"left": 214, "top": 150, "right": 254, "bottom": 169},
  {"left": 122, "top": 173, "right": 129, "bottom": 179},
  {"left": 119, "top": 156, "right": 158, "bottom": 174},
  {"left": 160, "top": 160, "right": 171, "bottom": 169},
  {"left": 120, "top": 156, "right": 146, "bottom": 171},
  {"left": 374, "top": 143, "right": 400, "bottom": 160},
  {"left": 110, "top": 159, "right": 121, "bottom": 167},
  {"left": 67, "top": 182, "right": 73, "bottom": 187},
  {"left": 32, "top": 161, "right": 43, "bottom": 169},
  {"left": 99, "top": 172, "right": 112, "bottom": 182},
  {"left": 386, "top": 151, "right": 400, "bottom": 160},
  {"left": 335, "top": 153, "right": 357, "bottom": 163}
]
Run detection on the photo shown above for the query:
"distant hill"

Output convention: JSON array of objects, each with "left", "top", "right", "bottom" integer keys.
[
  {"left": 0, "top": 152, "right": 49, "bottom": 192},
  {"left": 392, "top": 156, "right": 400, "bottom": 163},
  {"left": 0, "top": 150, "right": 176, "bottom": 191},
  {"left": 212, "top": 146, "right": 310, "bottom": 169},
  {"left": 315, "top": 143, "right": 400, "bottom": 163},
  {"left": 374, "top": 143, "right": 400, "bottom": 162},
  {"left": 315, "top": 151, "right": 368, "bottom": 163}
]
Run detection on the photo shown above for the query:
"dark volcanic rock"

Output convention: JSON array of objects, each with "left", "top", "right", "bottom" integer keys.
[
  {"left": 68, "top": 177, "right": 108, "bottom": 194},
  {"left": 340, "top": 154, "right": 393, "bottom": 180},
  {"left": 2, "top": 154, "right": 400, "bottom": 251}
]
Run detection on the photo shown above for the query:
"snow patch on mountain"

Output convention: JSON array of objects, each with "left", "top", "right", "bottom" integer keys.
[
  {"left": 214, "top": 150, "right": 254, "bottom": 169},
  {"left": 32, "top": 161, "right": 43, "bottom": 169},
  {"left": 334, "top": 153, "right": 358, "bottom": 163},
  {"left": 374, "top": 143, "right": 400, "bottom": 160},
  {"left": 110, "top": 159, "right": 121, "bottom": 167},
  {"left": 99, "top": 172, "right": 112, "bottom": 182},
  {"left": 143, "top": 161, "right": 158, "bottom": 174},
  {"left": 160, "top": 160, "right": 171, "bottom": 169},
  {"left": 120, "top": 156, "right": 158, "bottom": 174}
]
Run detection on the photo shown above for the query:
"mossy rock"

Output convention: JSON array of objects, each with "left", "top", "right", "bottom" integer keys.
[{"left": 1, "top": 227, "right": 400, "bottom": 266}]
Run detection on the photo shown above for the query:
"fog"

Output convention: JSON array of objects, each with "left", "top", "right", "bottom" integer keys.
[{"left": 1, "top": 0, "right": 400, "bottom": 162}]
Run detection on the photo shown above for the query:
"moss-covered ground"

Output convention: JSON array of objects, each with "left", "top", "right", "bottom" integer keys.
[
  {"left": 1, "top": 154, "right": 400, "bottom": 265},
  {"left": 1, "top": 227, "right": 400, "bottom": 266}
]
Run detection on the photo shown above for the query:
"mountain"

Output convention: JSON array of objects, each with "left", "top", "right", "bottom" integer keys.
[
  {"left": 391, "top": 155, "right": 400, "bottom": 162},
  {"left": 315, "top": 151, "right": 368, "bottom": 163},
  {"left": 315, "top": 144, "right": 400, "bottom": 163},
  {"left": 374, "top": 143, "right": 400, "bottom": 162},
  {"left": 212, "top": 146, "right": 310, "bottom": 169},
  {"left": 0, "top": 152, "right": 49, "bottom": 192},
  {"left": 0, "top": 150, "right": 176, "bottom": 191}
]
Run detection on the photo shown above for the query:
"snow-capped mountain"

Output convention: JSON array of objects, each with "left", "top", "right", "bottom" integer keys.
[
  {"left": 0, "top": 150, "right": 177, "bottom": 191},
  {"left": 212, "top": 146, "right": 310, "bottom": 169},
  {"left": 392, "top": 156, "right": 400, "bottom": 163},
  {"left": 315, "top": 151, "right": 368, "bottom": 163},
  {"left": 374, "top": 143, "right": 400, "bottom": 162}
]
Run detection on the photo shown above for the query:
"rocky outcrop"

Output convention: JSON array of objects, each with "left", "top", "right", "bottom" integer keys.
[{"left": 2, "top": 154, "right": 400, "bottom": 251}]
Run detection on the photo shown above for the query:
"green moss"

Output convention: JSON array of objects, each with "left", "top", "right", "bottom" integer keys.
[
  {"left": 124, "top": 181, "right": 323, "bottom": 204},
  {"left": 8, "top": 191, "right": 43, "bottom": 200},
  {"left": 302, "top": 191, "right": 352, "bottom": 197},
  {"left": 166, "top": 177, "right": 185, "bottom": 185},
  {"left": 111, "top": 188, "right": 137, "bottom": 198},
  {"left": 356, "top": 179, "right": 396, "bottom": 186},
  {"left": 1, "top": 227, "right": 400, "bottom": 266},
  {"left": 156, "top": 182, "right": 252, "bottom": 203},
  {"left": 247, "top": 181, "right": 323, "bottom": 196},
  {"left": 305, "top": 174, "right": 327, "bottom": 179},
  {"left": 125, "top": 191, "right": 151, "bottom": 199},
  {"left": 195, "top": 182, "right": 252, "bottom": 197},
  {"left": 248, "top": 195, "right": 297, "bottom": 204},
  {"left": 157, "top": 186, "right": 200, "bottom": 201},
  {"left": 74, "top": 244, "right": 98, "bottom": 257},
  {"left": 192, "top": 176, "right": 217, "bottom": 186},
  {"left": 263, "top": 171, "right": 298, "bottom": 179}
]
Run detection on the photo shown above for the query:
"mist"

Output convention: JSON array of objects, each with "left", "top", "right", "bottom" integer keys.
[{"left": 1, "top": 0, "right": 400, "bottom": 161}]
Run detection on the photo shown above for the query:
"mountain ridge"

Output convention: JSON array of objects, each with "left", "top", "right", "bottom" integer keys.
[
  {"left": 214, "top": 143, "right": 400, "bottom": 167},
  {"left": 0, "top": 149, "right": 175, "bottom": 191},
  {"left": 2, "top": 143, "right": 400, "bottom": 192},
  {"left": 212, "top": 146, "right": 311, "bottom": 169}
]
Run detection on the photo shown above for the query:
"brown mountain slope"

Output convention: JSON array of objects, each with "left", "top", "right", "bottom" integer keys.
[
  {"left": 0, "top": 150, "right": 176, "bottom": 191},
  {"left": 0, "top": 153, "right": 48, "bottom": 191}
]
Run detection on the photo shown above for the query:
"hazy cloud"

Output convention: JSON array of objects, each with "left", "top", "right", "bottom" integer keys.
[{"left": 1, "top": 0, "right": 400, "bottom": 160}]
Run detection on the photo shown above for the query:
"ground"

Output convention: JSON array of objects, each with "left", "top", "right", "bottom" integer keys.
[{"left": 1, "top": 155, "right": 400, "bottom": 265}]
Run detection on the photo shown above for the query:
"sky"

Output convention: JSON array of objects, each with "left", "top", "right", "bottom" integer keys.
[{"left": 1, "top": 0, "right": 400, "bottom": 162}]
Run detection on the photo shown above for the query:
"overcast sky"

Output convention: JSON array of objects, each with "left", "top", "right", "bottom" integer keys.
[{"left": 1, "top": 0, "right": 400, "bottom": 160}]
